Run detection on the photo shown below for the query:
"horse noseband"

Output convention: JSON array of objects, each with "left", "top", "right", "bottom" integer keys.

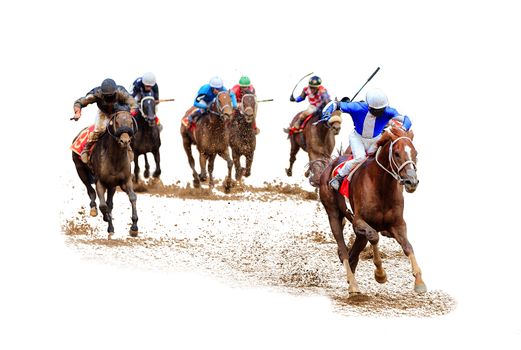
[{"left": 115, "top": 126, "right": 135, "bottom": 137}]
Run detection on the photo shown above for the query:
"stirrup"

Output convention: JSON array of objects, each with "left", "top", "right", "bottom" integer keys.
[{"left": 329, "top": 175, "right": 343, "bottom": 191}]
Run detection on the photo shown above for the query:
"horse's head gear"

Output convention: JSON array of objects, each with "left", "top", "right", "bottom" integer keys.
[
  {"left": 240, "top": 94, "right": 257, "bottom": 123},
  {"left": 140, "top": 96, "right": 157, "bottom": 126}
]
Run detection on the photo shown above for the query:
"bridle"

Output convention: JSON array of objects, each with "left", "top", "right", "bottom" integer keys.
[
  {"left": 107, "top": 110, "right": 138, "bottom": 139},
  {"left": 208, "top": 91, "right": 231, "bottom": 118},
  {"left": 375, "top": 136, "right": 417, "bottom": 184},
  {"left": 140, "top": 96, "right": 156, "bottom": 119}
]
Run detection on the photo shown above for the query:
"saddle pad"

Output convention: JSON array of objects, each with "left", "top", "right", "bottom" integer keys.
[
  {"left": 289, "top": 114, "right": 314, "bottom": 135},
  {"left": 70, "top": 125, "right": 95, "bottom": 156}
]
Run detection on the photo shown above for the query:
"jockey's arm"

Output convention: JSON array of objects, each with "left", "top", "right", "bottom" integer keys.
[
  {"left": 295, "top": 89, "right": 306, "bottom": 103},
  {"left": 388, "top": 107, "right": 412, "bottom": 130},
  {"left": 194, "top": 93, "right": 209, "bottom": 109},
  {"left": 117, "top": 89, "right": 139, "bottom": 113},
  {"left": 73, "top": 91, "right": 97, "bottom": 118},
  {"left": 228, "top": 89, "right": 238, "bottom": 108}
]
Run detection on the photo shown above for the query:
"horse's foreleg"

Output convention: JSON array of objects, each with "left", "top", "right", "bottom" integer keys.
[
  {"left": 352, "top": 217, "right": 387, "bottom": 284},
  {"left": 183, "top": 136, "right": 200, "bottom": 187},
  {"left": 391, "top": 224, "right": 427, "bottom": 293},
  {"left": 207, "top": 154, "right": 217, "bottom": 189},
  {"left": 152, "top": 150, "right": 161, "bottom": 178},
  {"left": 75, "top": 160, "right": 97, "bottom": 216},
  {"left": 106, "top": 187, "right": 116, "bottom": 213},
  {"left": 231, "top": 148, "right": 243, "bottom": 181},
  {"left": 121, "top": 181, "right": 139, "bottom": 237},
  {"left": 219, "top": 149, "right": 233, "bottom": 193},
  {"left": 244, "top": 152, "right": 253, "bottom": 178},
  {"left": 198, "top": 152, "right": 208, "bottom": 183},
  {"left": 95, "top": 181, "right": 114, "bottom": 235},
  {"left": 133, "top": 155, "right": 140, "bottom": 183},
  {"left": 327, "top": 210, "right": 360, "bottom": 295},
  {"left": 370, "top": 238, "right": 387, "bottom": 284},
  {"left": 144, "top": 154, "right": 150, "bottom": 179},
  {"left": 286, "top": 139, "right": 299, "bottom": 177}
]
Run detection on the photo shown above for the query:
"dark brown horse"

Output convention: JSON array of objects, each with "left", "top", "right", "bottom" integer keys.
[
  {"left": 72, "top": 110, "right": 139, "bottom": 237},
  {"left": 180, "top": 91, "right": 234, "bottom": 192},
  {"left": 131, "top": 95, "right": 161, "bottom": 182},
  {"left": 307, "top": 126, "right": 425, "bottom": 296},
  {"left": 229, "top": 93, "right": 257, "bottom": 181},
  {"left": 286, "top": 109, "right": 342, "bottom": 177}
]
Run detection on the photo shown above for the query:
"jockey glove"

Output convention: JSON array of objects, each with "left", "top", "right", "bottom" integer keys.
[
  {"left": 289, "top": 95, "right": 296, "bottom": 102},
  {"left": 130, "top": 108, "right": 138, "bottom": 117}
]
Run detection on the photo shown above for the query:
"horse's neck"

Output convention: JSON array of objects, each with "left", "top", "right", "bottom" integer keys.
[
  {"left": 367, "top": 143, "right": 400, "bottom": 191},
  {"left": 98, "top": 134, "right": 129, "bottom": 167}
]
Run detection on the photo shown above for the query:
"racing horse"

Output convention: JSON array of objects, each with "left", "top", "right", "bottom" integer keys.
[
  {"left": 180, "top": 91, "right": 234, "bottom": 192},
  {"left": 131, "top": 95, "right": 162, "bottom": 182},
  {"left": 285, "top": 109, "right": 342, "bottom": 177},
  {"left": 72, "top": 109, "right": 139, "bottom": 237},
  {"left": 229, "top": 93, "right": 257, "bottom": 181},
  {"left": 307, "top": 126, "right": 425, "bottom": 296}
]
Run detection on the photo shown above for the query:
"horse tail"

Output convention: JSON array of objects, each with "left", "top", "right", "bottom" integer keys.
[{"left": 305, "top": 157, "right": 331, "bottom": 187}]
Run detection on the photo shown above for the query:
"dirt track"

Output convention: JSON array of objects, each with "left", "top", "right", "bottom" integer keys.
[{"left": 61, "top": 179, "right": 456, "bottom": 317}]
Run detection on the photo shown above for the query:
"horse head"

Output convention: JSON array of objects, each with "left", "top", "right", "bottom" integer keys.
[
  {"left": 140, "top": 95, "right": 157, "bottom": 127},
  {"left": 327, "top": 110, "right": 342, "bottom": 135},
  {"left": 378, "top": 126, "right": 419, "bottom": 193},
  {"left": 210, "top": 91, "right": 234, "bottom": 121},
  {"left": 240, "top": 94, "right": 257, "bottom": 124},
  {"left": 109, "top": 110, "right": 137, "bottom": 149}
]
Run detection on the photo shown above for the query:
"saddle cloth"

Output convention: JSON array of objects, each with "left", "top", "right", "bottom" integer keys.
[
  {"left": 70, "top": 125, "right": 95, "bottom": 156},
  {"left": 288, "top": 114, "right": 314, "bottom": 135}
]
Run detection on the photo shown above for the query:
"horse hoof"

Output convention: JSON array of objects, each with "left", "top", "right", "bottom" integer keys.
[
  {"left": 375, "top": 270, "right": 388, "bottom": 284},
  {"left": 129, "top": 228, "right": 139, "bottom": 237},
  {"left": 193, "top": 180, "right": 200, "bottom": 188},
  {"left": 285, "top": 168, "right": 292, "bottom": 177},
  {"left": 90, "top": 207, "right": 98, "bottom": 217},
  {"left": 414, "top": 283, "right": 427, "bottom": 294},
  {"left": 107, "top": 232, "right": 114, "bottom": 240},
  {"left": 199, "top": 174, "right": 207, "bottom": 182}
]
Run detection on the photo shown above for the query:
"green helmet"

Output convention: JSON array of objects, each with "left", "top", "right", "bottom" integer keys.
[
  {"left": 309, "top": 76, "right": 322, "bottom": 87},
  {"left": 239, "top": 76, "right": 251, "bottom": 87}
]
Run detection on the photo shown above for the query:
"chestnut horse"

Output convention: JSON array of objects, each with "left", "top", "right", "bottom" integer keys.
[
  {"left": 285, "top": 109, "right": 342, "bottom": 177},
  {"left": 131, "top": 95, "right": 161, "bottom": 182},
  {"left": 307, "top": 126, "right": 425, "bottom": 296},
  {"left": 72, "top": 110, "right": 139, "bottom": 237},
  {"left": 180, "top": 91, "right": 234, "bottom": 192},
  {"left": 229, "top": 93, "right": 257, "bottom": 181}
]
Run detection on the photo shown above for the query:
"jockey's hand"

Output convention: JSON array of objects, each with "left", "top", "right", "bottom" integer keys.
[
  {"left": 73, "top": 106, "right": 81, "bottom": 120},
  {"left": 289, "top": 95, "right": 296, "bottom": 102},
  {"left": 340, "top": 96, "right": 351, "bottom": 102},
  {"left": 130, "top": 108, "right": 138, "bottom": 117}
]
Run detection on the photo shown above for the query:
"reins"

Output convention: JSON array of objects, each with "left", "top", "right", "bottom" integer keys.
[
  {"left": 106, "top": 111, "right": 138, "bottom": 140},
  {"left": 375, "top": 136, "right": 416, "bottom": 184}
]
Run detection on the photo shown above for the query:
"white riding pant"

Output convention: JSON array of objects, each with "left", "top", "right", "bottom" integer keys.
[
  {"left": 338, "top": 130, "right": 382, "bottom": 177},
  {"left": 88, "top": 110, "right": 110, "bottom": 142}
]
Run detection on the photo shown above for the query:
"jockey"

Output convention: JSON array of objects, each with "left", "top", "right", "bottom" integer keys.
[
  {"left": 73, "top": 78, "right": 138, "bottom": 164},
  {"left": 130, "top": 72, "right": 162, "bottom": 131},
  {"left": 324, "top": 88, "right": 413, "bottom": 191},
  {"left": 284, "top": 75, "right": 331, "bottom": 133},
  {"left": 230, "top": 75, "right": 259, "bottom": 134},
  {"left": 187, "top": 76, "right": 238, "bottom": 125}
]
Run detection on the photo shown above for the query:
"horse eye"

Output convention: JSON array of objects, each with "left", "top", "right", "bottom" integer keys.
[{"left": 394, "top": 151, "right": 400, "bottom": 158}]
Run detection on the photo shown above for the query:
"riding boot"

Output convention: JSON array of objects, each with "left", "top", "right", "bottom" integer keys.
[
  {"left": 81, "top": 140, "right": 95, "bottom": 164},
  {"left": 329, "top": 174, "right": 344, "bottom": 191}
]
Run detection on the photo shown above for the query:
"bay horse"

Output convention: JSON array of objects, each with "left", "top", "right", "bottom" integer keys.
[
  {"left": 307, "top": 126, "right": 425, "bottom": 296},
  {"left": 229, "top": 93, "right": 257, "bottom": 181},
  {"left": 285, "top": 109, "right": 342, "bottom": 177},
  {"left": 131, "top": 95, "right": 161, "bottom": 182},
  {"left": 72, "top": 109, "right": 139, "bottom": 237},
  {"left": 180, "top": 91, "right": 234, "bottom": 192}
]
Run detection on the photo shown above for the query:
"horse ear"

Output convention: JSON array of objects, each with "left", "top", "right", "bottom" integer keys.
[{"left": 406, "top": 129, "right": 415, "bottom": 140}]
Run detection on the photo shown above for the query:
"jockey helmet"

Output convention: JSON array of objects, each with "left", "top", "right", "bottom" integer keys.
[
  {"left": 309, "top": 76, "right": 322, "bottom": 87},
  {"left": 239, "top": 76, "right": 251, "bottom": 87},
  {"left": 101, "top": 78, "right": 117, "bottom": 95},
  {"left": 366, "top": 88, "right": 389, "bottom": 109},
  {"left": 209, "top": 76, "right": 223, "bottom": 89},
  {"left": 142, "top": 72, "right": 156, "bottom": 86}
]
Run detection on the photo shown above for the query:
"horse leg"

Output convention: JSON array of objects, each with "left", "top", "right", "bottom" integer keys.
[
  {"left": 232, "top": 148, "right": 243, "bottom": 181},
  {"left": 351, "top": 217, "right": 387, "bottom": 284},
  {"left": 207, "top": 154, "right": 216, "bottom": 189},
  {"left": 285, "top": 138, "right": 300, "bottom": 177},
  {"left": 348, "top": 233, "right": 369, "bottom": 274},
  {"left": 152, "top": 149, "right": 161, "bottom": 178},
  {"left": 106, "top": 187, "right": 116, "bottom": 213},
  {"left": 133, "top": 154, "right": 140, "bottom": 183},
  {"left": 219, "top": 148, "right": 233, "bottom": 193},
  {"left": 327, "top": 210, "right": 360, "bottom": 295},
  {"left": 305, "top": 151, "right": 320, "bottom": 177},
  {"left": 144, "top": 154, "right": 150, "bottom": 179},
  {"left": 198, "top": 152, "right": 208, "bottom": 182},
  {"left": 95, "top": 181, "right": 114, "bottom": 236},
  {"left": 182, "top": 135, "right": 200, "bottom": 187},
  {"left": 121, "top": 181, "right": 139, "bottom": 237},
  {"left": 390, "top": 223, "right": 427, "bottom": 293},
  {"left": 74, "top": 160, "right": 97, "bottom": 216},
  {"left": 244, "top": 152, "right": 253, "bottom": 177}
]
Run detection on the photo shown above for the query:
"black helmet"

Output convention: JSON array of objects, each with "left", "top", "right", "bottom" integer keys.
[
  {"left": 308, "top": 76, "right": 322, "bottom": 87},
  {"left": 101, "top": 78, "right": 117, "bottom": 95}
]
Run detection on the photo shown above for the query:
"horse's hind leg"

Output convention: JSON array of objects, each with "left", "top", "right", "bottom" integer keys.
[
  {"left": 182, "top": 135, "right": 200, "bottom": 187},
  {"left": 327, "top": 210, "right": 360, "bottom": 295},
  {"left": 133, "top": 155, "right": 140, "bottom": 183},
  {"left": 74, "top": 160, "right": 97, "bottom": 216},
  {"left": 285, "top": 138, "right": 299, "bottom": 177},
  {"left": 152, "top": 150, "right": 161, "bottom": 178},
  {"left": 121, "top": 181, "right": 139, "bottom": 237},
  {"left": 144, "top": 154, "right": 151, "bottom": 179},
  {"left": 390, "top": 224, "right": 427, "bottom": 293}
]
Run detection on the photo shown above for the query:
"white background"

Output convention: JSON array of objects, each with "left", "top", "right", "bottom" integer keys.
[{"left": 1, "top": 0, "right": 520, "bottom": 349}]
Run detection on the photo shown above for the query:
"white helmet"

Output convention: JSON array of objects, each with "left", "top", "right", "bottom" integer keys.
[
  {"left": 366, "top": 88, "right": 389, "bottom": 109},
  {"left": 142, "top": 72, "right": 156, "bottom": 86},
  {"left": 209, "top": 76, "right": 223, "bottom": 89}
]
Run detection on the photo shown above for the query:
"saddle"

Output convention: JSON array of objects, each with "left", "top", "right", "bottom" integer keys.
[
  {"left": 288, "top": 114, "right": 314, "bottom": 135},
  {"left": 70, "top": 125, "right": 95, "bottom": 156},
  {"left": 331, "top": 155, "right": 369, "bottom": 197}
]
